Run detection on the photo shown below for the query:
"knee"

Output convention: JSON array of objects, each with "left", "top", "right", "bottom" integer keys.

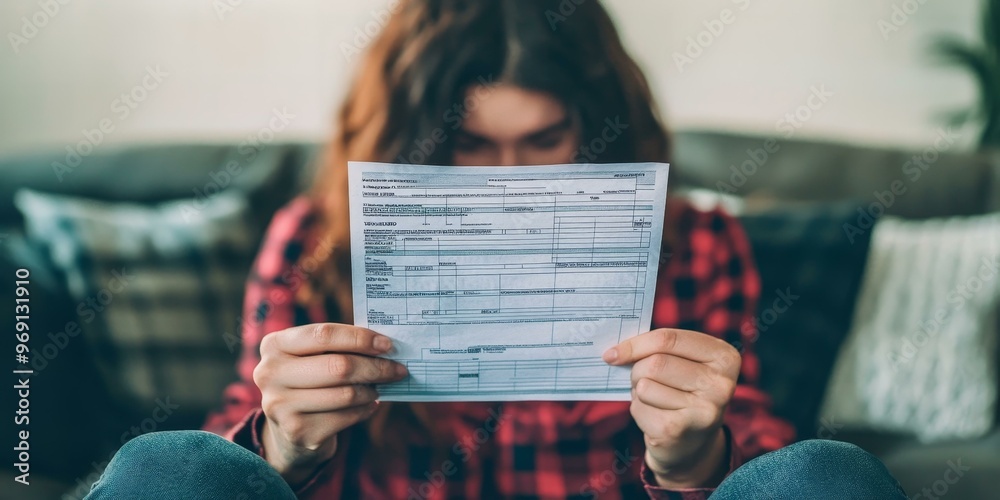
[
  {"left": 766, "top": 439, "right": 896, "bottom": 484},
  {"left": 118, "top": 430, "right": 236, "bottom": 461},
  {"left": 108, "top": 430, "right": 230, "bottom": 475},
  {"left": 86, "top": 431, "right": 295, "bottom": 500},
  {"left": 778, "top": 439, "right": 878, "bottom": 465},
  {"left": 715, "top": 439, "right": 907, "bottom": 499}
]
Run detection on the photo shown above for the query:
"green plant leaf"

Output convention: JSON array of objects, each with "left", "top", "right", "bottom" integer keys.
[
  {"left": 933, "top": 38, "right": 986, "bottom": 68},
  {"left": 936, "top": 41, "right": 996, "bottom": 102},
  {"left": 935, "top": 0, "right": 1000, "bottom": 148},
  {"left": 983, "top": 0, "right": 1000, "bottom": 59},
  {"left": 938, "top": 108, "right": 979, "bottom": 127}
]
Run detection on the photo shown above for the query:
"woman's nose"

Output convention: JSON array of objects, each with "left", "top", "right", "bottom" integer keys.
[{"left": 496, "top": 146, "right": 520, "bottom": 166}]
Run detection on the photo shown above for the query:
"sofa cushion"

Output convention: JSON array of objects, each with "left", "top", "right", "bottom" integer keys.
[
  {"left": 14, "top": 189, "right": 257, "bottom": 420},
  {"left": 879, "top": 429, "right": 1000, "bottom": 499},
  {"left": 738, "top": 203, "right": 873, "bottom": 440},
  {"left": 0, "top": 235, "right": 125, "bottom": 483},
  {"left": 828, "top": 428, "right": 1000, "bottom": 499},
  {"left": 821, "top": 213, "right": 1000, "bottom": 442}
]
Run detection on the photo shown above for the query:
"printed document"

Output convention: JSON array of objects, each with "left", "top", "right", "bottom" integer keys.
[{"left": 348, "top": 162, "right": 670, "bottom": 401}]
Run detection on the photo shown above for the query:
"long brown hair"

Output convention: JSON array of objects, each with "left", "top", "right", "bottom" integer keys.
[{"left": 298, "top": 0, "right": 672, "bottom": 450}]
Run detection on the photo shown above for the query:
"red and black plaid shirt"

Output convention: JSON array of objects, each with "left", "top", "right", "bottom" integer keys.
[{"left": 204, "top": 196, "right": 795, "bottom": 499}]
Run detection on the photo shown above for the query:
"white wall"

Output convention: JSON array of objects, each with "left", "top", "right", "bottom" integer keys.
[{"left": 0, "top": 0, "right": 985, "bottom": 155}]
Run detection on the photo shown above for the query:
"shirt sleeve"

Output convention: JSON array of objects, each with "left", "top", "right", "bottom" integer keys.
[
  {"left": 203, "top": 196, "right": 370, "bottom": 499},
  {"left": 202, "top": 197, "right": 315, "bottom": 441},
  {"left": 641, "top": 207, "right": 796, "bottom": 499}
]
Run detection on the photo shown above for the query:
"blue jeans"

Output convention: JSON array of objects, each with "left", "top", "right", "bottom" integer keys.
[
  {"left": 85, "top": 432, "right": 907, "bottom": 499},
  {"left": 85, "top": 431, "right": 296, "bottom": 500},
  {"left": 710, "top": 439, "right": 908, "bottom": 500}
]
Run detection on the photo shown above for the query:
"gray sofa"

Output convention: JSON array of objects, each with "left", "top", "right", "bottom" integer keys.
[
  {"left": 1, "top": 131, "right": 997, "bottom": 498},
  {"left": 673, "top": 130, "right": 1000, "bottom": 499}
]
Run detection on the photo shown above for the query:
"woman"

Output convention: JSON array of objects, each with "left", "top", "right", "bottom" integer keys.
[{"left": 87, "top": 1, "right": 907, "bottom": 498}]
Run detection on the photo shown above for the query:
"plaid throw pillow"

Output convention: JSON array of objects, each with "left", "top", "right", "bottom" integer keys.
[{"left": 14, "top": 189, "right": 256, "bottom": 416}]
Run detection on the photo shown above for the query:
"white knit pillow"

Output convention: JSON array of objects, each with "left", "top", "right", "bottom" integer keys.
[{"left": 820, "top": 213, "right": 1000, "bottom": 442}]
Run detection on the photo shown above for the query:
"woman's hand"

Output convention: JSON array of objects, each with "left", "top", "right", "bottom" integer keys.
[
  {"left": 603, "top": 328, "right": 741, "bottom": 488},
  {"left": 253, "top": 323, "right": 408, "bottom": 486}
]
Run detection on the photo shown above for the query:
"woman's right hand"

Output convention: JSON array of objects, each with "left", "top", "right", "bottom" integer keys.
[{"left": 253, "top": 323, "right": 408, "bottom": 485}]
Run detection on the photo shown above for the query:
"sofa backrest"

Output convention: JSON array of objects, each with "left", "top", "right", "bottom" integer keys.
[
  {"left": 0, "top": 142, "right": 320, "bottom": 230},
  {"left": 672, "top": 130, "right": 1000, "bottom": 218}
]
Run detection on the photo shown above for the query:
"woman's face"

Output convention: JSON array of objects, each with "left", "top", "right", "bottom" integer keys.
[{"left": 452, "top": 84, "right": 580, "bottom": 166}]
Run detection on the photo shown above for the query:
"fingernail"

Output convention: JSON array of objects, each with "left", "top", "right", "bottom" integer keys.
[
  {"left": 395, "top": 364, "right": 409, "bottom": 378},
  {"left": 374, "top": 335, "right": 392, "bottom": 352},
  {"left": 603, "top": 348, "right": 618, "bottom": 363}
]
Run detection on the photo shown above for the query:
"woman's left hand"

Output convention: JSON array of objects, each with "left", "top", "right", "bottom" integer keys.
[{"left": 603, "top": 328, "right": 742, "bottom": 488}]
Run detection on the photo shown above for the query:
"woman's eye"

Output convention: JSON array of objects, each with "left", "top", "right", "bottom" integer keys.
[
  {"left": 531, "top": 133, "right": 564, "bottom": 150},
  {"left": 454, "top": 134, "right": 485, "bottom": 152}
]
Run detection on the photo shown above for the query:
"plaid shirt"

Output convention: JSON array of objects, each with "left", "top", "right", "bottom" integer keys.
[{"left": 204, "top": 196, "right": 795, "bottom": 499}]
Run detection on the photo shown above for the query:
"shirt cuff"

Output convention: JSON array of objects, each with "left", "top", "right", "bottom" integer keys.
[
  {"left": 640, "top": 425, "right": 743, "bottom": 499},
  {"left": 225, "top": 407, "right": 266, "bottom": 457},
  {"left": 227, "top": 408, "right": 335, "bottom": 496}
]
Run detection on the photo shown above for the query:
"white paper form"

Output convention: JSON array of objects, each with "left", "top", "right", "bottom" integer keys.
[{"left": 348, "top": 162, "right": 670, "bottom": 401}]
